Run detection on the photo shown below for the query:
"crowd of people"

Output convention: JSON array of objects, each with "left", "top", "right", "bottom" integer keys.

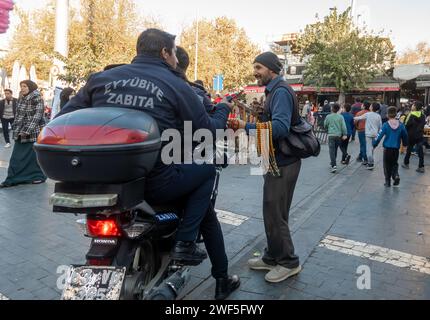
[{"left": 318, "top": 98, "right": 428, "bottom": 187}]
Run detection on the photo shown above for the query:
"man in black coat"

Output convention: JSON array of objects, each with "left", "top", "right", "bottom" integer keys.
[
  {"left": 0, "top": 89, "right": 18, "bottom": 148},
  {"left": 402, "top": 101, "right": 426, "bottom": 173}
]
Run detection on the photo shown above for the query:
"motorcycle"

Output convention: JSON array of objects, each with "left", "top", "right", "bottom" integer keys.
[{"left": 34, "top": 107, "right": 226, "bottom": 300}]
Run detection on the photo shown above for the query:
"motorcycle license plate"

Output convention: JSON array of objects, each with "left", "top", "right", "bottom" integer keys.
[{"left": 61, "top": 265, "right": 126, "bottom": 300}]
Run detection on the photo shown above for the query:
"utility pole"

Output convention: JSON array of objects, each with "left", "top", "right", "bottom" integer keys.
[
  {"left": 351, "top": 0, "right": 356, "bottom": 23},
  {"left": 52, "top": 0, "right": 69, "bottom": 87},
  {"left": 194, "top": 19, "right": 199, "bottom": 81}
]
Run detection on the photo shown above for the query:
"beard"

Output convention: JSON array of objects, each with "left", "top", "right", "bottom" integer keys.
[{"left": 256, "top": 74, "right": 272, "bottom": 86}]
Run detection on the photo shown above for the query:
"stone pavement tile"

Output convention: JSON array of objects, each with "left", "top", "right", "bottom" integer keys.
[
  {"left": 38, "top": 274, "right": 60, "bottom": 288},
  {"left": 0, "top": 279, "right": 20, "bottom": 297},
  {"left": 31, "top": 286, "right": 61, "bottom": 300},
  {"left": 6, "top": 289, "right": 37, "bottom": 300},
  {"left": 8, "top": 276, "right": 46, "bottom": 292},
  {"left": 224, "top": 231, "right": 257, "bottom": 256},
  {"left": 233, "top": 218, "right": 265, "bottom": 237}
]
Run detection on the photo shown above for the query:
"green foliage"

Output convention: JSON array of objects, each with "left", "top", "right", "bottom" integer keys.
[{"left": 297, "top": 8, "right": 396, "bottom": 93}]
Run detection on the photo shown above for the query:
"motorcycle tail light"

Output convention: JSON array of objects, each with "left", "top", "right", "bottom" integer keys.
[
  {"left": 37, "top": 125, "right": 149, "bottom": 146},
  {"left": 86, "top": 218, "right": 121, "bottom": 237}
]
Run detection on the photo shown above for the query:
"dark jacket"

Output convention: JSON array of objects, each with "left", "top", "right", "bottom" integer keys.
[
  {"left": 0, "top": 98, "right": 18, "bottom": 119},
  {"left": 58, "top": 55, "right": 230, "bottom": 190},
  {"left": 189, "top": 82, "right": 215, "bottom": 113},
  {"left": 245, "top": 76, "right": 299, "bottom": 167},
  {"left": 405, "top": 111, "right": 426, "bottom": 142},
  {"left": 341, "top": 112, "right": 354, "bottom": 136}
]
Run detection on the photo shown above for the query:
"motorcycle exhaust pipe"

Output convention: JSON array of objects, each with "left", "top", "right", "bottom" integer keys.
[{"left": 146, "top": 268, "right": 191, "bottom": 300}]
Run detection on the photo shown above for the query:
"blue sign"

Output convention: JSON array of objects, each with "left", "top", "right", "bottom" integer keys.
[{"left": 213, "top": 74, "right": 224, "bottom": 91}]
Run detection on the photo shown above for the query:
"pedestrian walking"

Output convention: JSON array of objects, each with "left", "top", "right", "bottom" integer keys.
[
  {"left": 402, "top": 101, "right": 426, "bottom": 173},
  {"left": 0, "top": 80, "right": 47, "bottom": 188},
  {"left": 324, "top": 103, "right": 348, "bottom": 173},
  {"left": 354, "top": 103, "right": 382, "bottom": 170},
  {"left": 373, "top": 107, "right": 408, "bottom": 187},
  {"left": 0, "top": 89, "right": 17, "bottom": 148},
  {"left": 354, "top": 101, "right": 370, "bottom": 164},
  {"left": 341, "top": 103, "right": 354, "bottom": 165}
]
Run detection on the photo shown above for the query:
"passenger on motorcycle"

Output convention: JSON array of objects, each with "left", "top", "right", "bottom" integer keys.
[{"left": 58, "top": 28, "right": 240, "bottom": 300}]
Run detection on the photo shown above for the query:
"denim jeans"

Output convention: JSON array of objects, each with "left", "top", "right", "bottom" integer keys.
[
  {"left": 366, "top": 136, "right": 376, "bottom": 165},
  {"left": 358, "top": 131, "right": 368, "bottom": 162}
]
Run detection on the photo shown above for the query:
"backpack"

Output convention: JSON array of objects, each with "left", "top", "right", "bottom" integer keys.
[{"left": 263, "top": 81, "right": 320, "bottom": 159}]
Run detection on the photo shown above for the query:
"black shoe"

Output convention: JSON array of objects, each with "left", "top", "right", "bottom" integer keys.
[
  {"left": 393, "top": 176, "right": 400, "bottom": 186},
  {"left": 171, "top": 241, "right": 207, "bottom": 266},
  {"left": 345, "top": 155, "right": 351, "bottom": 165},
  {"left": 215, "top": 275, "right": 241, "bottom": 300},
  {"left": 384, "top": 180, "right": 391, "bottom": 187},
  {"left": 362, "top": 161, "right": 368, "bottom": 166},
  {"left": 416, "top": 167, "right": 425, "bottom": 173},
  {"left": 356, "top": 157, "right": 363, "bottom": 163}
]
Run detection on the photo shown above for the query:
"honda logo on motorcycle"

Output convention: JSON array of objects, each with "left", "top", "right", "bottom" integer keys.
[{"left": 94, "top": 238, "right": 117, "bottom": 245}]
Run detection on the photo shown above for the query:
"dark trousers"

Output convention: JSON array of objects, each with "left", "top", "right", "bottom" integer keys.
[
  {"left": 351, "top": 127, "right": 356, "bottom": 141},
  {"left": 1, "top": 118, "right": 14, "bottom": 144},
  {"left": 262, "top": 160, "right": 301, "bottom": 269},
  {"left": 340, "top": 135, "right": 351, "bottom": 161},
  {"left": 201, "top": 204, "right": 228, "bottom": 278},
  {"left": 404, "top": 139, "right": 424, "bottom": 168},
  {"left": 147, "top": 163, "right": 216, "bottom": 242},
  {"left": 384, "top": 148, "right": 399, "bottom": 181},
  {"left": 147, "top": 163, "right": 228, "bottom": 278},
  {"left": 328, "top": 136, "right": 342, "bottom": 167},
  {"left": 358, "top": 131, "right": 368, "bottom": 161}
]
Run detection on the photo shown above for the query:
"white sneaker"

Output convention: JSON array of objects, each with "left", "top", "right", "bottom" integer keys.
[
  {"left": 4, "top": 143, "right": 11, "bottom": 148},
  {"left": 247, "top": 257, "right": 276, "bottom": 271},
  {"left": 264, "top": 265, "right": 302, "bottom": 283}
]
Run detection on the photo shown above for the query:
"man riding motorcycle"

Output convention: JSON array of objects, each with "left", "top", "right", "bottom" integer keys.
[{"left": 57, "top": 28, "right": 240, "bottom": 300}]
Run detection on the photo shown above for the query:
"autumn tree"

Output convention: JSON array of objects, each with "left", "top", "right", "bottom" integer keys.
[
  {"left": 397, "top": 42, "right": 430, "bottom": 65},
  {"left": 180, "top": 17, "right": 260, "bottom": 91},
  {"left": 297, "top": 8, "right": 396, "bottom": 103},
  {"left": 1, "top": 5, "right": 57, "bottom": 79},
  {"left": 1, "top": 0, "right": 161, "bottom": 85}
]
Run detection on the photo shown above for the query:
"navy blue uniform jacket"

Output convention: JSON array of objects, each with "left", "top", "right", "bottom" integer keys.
[{"left": 58, "top": 55, "right": 230, "bottom": 190}]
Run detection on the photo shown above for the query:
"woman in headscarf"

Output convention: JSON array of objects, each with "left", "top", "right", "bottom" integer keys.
[
  {"left": 59, "top": 87, "right": 76, "bottom": 110},
  {"left": 0, "top": 80, "right": 47, "bottom": 187}
]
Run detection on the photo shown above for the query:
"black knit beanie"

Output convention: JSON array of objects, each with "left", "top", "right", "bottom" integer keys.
[{"left": 253, "top": 52, "right": 283, "bottom": 74}]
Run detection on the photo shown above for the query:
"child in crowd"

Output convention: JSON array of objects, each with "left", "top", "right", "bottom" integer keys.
[
  {"left": 324, "top": 103, "right": 348, "bottom": 173},
  {"left": 354, "top": 103, "right": 382, "bottom": 170},
  {"left": 373, "top": 107, "right": 408, "bottom": 187},
  {"left": 341, "top": 103, "right": 354, "bottom": 165}
]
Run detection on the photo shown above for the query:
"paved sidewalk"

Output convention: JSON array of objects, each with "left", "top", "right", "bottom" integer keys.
[
  {"left": 0, "top": 135, "right": 429, "bottom": 300},
  {"left": 185, "top": 143, "right": 430, "bottom": 300}
]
